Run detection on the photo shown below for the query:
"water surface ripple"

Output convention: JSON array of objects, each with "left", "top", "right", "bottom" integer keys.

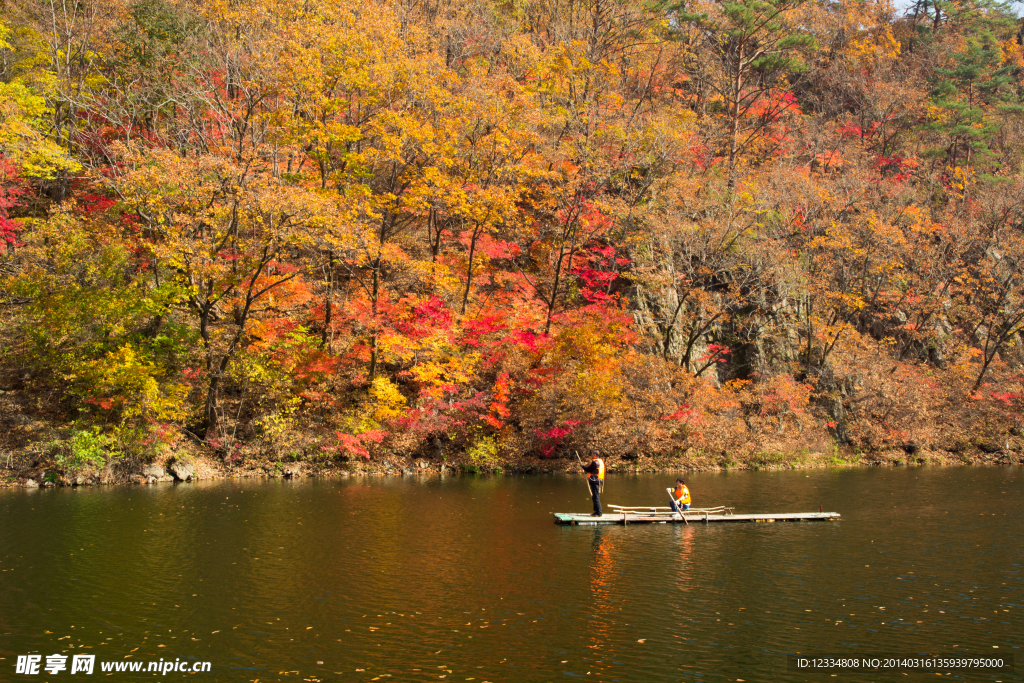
[{"left": 1, "top": 467, "right": 1021, "bottom": 682}]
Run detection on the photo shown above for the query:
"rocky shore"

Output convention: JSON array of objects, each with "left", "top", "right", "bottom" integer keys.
[{"left": 3, "top": 445, "right": 1020, "bottom": 489}]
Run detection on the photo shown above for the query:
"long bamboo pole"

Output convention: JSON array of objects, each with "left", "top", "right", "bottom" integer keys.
[{"left": 575, "top": 451, "right": 593, "bottom": 505}]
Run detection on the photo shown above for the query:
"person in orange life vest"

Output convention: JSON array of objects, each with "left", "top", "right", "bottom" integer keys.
[
  {"left": 581, "top": 450, "right": 605, "bottom": 517},
  {"left": 670, "top": 478, "right": 691, "bottom": 512}
]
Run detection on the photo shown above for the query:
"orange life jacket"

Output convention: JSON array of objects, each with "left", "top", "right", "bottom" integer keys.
[{"left": 674, "top": 484, "right": 691, "bottom": 505}]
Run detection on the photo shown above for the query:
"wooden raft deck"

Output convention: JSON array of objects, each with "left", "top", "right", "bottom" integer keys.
[{"left": 553, "top": 510, "right": 841, "bottom": 525}]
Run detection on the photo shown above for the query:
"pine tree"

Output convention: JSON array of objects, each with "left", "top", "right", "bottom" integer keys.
[
  {"left": 667, "top": 0, "right": 817, "bottom": 186},
  {"left": 923, "top": 0, "right": 1021, "bottom": 168}
]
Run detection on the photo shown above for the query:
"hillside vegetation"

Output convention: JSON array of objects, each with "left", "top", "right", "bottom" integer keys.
[{"left": 1, "top": 0, "right": 1023, "bottom": 477}]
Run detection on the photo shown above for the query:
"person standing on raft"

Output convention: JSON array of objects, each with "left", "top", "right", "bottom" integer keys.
[
  {"left": 670, "top": 478, "right": 691, "bottom": 513},
  {"left": 581, "top": 451, "right": 605, "bottom": 517}
]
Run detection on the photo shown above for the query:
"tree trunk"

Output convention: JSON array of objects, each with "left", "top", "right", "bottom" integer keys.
[
  {"left": 545, "top": 243, "right": 568, "bottom": 335},
  {"left": 461, "top": 224, "right": 482, "bottom": 314},
  {"left": 805, "top": 297, "right": 814, "bottom": 374},
  {"left": 322, "top": 250, "right": 334, "bottom": 350},
  {"left": 728, "top": 43, "right": 744, "bottom": 189},
  {"left": 204, "top": 373, "right": 221, "bottom": 439},
  {"left": 199, "top": 305, "right": 220, "bottom": 438},
  {"left": 368, "top": 259, "right": 380, "bottom": 382}
]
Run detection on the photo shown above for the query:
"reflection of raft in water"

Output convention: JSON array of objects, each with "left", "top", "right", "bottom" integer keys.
[{"left": 553, "top": 505, "right": 841, "bottom": 526}]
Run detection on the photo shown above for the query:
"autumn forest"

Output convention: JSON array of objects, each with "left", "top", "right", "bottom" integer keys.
[{"left": 1, "top": 0, "right": 1023, "bottom": 477}]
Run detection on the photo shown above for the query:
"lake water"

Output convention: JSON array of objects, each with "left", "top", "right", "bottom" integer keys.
[{"left": 1, "top": 467, "right": 1021, "bottom": 682}]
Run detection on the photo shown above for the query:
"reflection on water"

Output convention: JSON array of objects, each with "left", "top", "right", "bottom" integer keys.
[
  {"left": 675, "top": 524, "right": 697, "bottom": 593},
  {"left": 0, "top": 466, "right": 1021, "bottom": 682},
  {"left": 586, "top": 529, "right": 617, "bottom": 679}
]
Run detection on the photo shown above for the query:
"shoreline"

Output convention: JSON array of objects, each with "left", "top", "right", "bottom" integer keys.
[{"left": 2, "top": 447, "right": 1020, "bottom": 489}]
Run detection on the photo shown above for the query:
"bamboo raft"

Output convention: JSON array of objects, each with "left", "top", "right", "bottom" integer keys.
[{"left": 554, "top": 505, "right": 841, "bottom": 525}]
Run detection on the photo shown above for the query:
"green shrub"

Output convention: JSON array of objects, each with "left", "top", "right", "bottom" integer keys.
[
  {"left": 465, "top": 435, "right": 500, "bottom": 469},
  {"left": 752, "top": 451, "right": 786, "bottom": 467},
  {"left": 56, "top": 427, "right": 119, "bottom": 471}
]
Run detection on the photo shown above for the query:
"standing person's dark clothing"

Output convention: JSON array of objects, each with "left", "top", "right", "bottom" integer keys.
[
  {"left": 587, "top": 478, "right": 602, "bottom": 516},
  {"left": 582, "top": 458, "right": 604, "bottom": 516}
]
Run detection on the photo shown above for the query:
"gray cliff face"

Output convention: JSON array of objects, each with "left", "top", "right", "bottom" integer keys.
[{"left": 624, "top": 241, "right": 1024, "bottom": 453}]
